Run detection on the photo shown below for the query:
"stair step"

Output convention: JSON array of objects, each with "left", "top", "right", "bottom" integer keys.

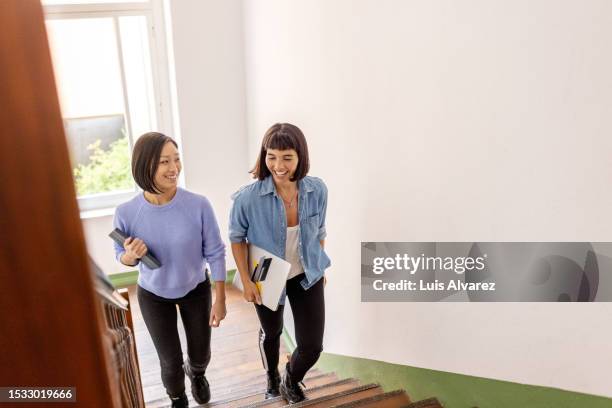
[
  {"left": 333, "top": 389, "right": 412, "bottom": 408},
  {"left": 210, "top": 373, "right": 339, "bottom": 407},
  {"left": 145, "top": 369, "right": 326, "bottom": 407},
  {"left": 240, "top": 378, "right": 364, "bottom": 407},
  {"left": 402, "top": 397, "right": 443, "bottom": 408},
  {"left": 285, "top": 383, "right": 384, "bottom": 408},
  {"left": 210, "top": 370, "right": 331, "bottom": 404},
  {"left": 212, "top": 367, "right": 323, "bottom": 395}
]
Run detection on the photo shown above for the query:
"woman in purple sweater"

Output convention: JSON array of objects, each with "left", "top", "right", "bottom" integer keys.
[{"left": 113, "top": 132, "right": 226, "bottom": 408}]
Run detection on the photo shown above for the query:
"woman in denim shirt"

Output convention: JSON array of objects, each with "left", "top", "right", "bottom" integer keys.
[{"left": 229, "top": 123, "right": 330, "bottom": 403}]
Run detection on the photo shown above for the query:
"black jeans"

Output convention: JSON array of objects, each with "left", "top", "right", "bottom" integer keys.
[
  {"left": 255, "top": 275, "right": 325, "bottom": 382},
  {"left": 137, "top": 280, "right": 212, "bottom": 397}
]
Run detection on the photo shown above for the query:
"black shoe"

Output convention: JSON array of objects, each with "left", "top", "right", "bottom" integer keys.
[
  {"left": 169, "top": 392, "right": 188, "bottom": 408},
  {"left": 183, "top": 363, "right": 210, "bottom": 404},
  {"left": 265, "top": 370, "right": 281, "bottom": 399},
  {"left": 279, "top": 363, "right": 306, "bottom": 404}
]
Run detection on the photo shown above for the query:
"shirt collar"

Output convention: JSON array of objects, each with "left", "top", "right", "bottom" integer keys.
[{"left": 259, "top": 176, "right": 314, "bottom": 196}]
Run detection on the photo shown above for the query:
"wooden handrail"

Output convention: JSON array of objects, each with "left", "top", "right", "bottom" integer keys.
[
  {"left": 91, "top": 257, "right": 144, "bottom": 407},
  {"left": 91, "top": 257, "right": 129, "bottom": 311}
]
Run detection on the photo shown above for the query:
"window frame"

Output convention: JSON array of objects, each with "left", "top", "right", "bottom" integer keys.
[{"left": 43, "top": 0, "right": 177, "bottom": 214}]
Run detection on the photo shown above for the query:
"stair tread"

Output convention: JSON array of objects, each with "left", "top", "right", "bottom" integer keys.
[
  {"left": 288, "top": 383, "right": 383, "bottom": 408},
  {"left": 240, "top": 383, "right": 382, "bottom": 408},
  {"left": 208, "top": 372, "right": 340, "bottom": 407},
  {"left": 145, "top": 369, "right": 325, "bottom": 406},
  {"left": 240, "top": 378, "right": 365, "bottom": 408},
  {"left": 402, "top": 397, "right": 443, "bottom": 408},
  {"left": 332, "top": 389, "right": 412, "bottom": 407},
  {"left": 210, "top": 370, "right": 332, "bottom": 402}
]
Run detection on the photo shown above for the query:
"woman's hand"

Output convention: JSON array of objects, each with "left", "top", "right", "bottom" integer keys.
[
  {"left": 122, "top": 237, "right": 148, "bottom": 266},
  {"left": 242, "top": 279, "right": 262, "bottom": 305},
  {"left": 209, "top": 300, "right": 227, "bottom": 327},
  {"left": 231, "top": 242, "right": 262, "bottom": 305}
]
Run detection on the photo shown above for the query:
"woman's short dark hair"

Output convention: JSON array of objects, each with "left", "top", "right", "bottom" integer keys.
[
  {"left": 131, "top": 132, "right": 178, "bottom": 194},
  {"left": 250, "top": 123, "right": 310, "bottom": 181}
]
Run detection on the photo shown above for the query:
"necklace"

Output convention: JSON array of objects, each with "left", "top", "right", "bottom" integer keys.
[{"left": 279, "top": 189, "right": 298, "bottom": 208}]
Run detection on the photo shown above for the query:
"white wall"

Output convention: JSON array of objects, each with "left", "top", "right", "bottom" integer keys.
[
  {"left": 164, "top": 0, "right": 249, "bottom": 253},
  {"left": 83, "top": 0, "right": 249, "bottom": 274},
  {"left": 242, "top": 0, "right": 612, "bottom": 398}
]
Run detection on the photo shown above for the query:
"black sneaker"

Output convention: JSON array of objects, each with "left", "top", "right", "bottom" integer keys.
[
  {"left": 169, "top": 392, "right": 188, "bottom": 408},
  {"left": 279, "top": 363, "right": 306, "bottom": 404},
  {"left": 265, "top": 370, "right": 281, "bottom": 399},
  {"left": 183, "top": 363, "right": 211, "bottom": 404}
]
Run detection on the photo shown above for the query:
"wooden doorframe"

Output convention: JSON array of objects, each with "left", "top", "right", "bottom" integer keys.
[{"left": 0, "top": 1, "right": 120, "bottom": 406}]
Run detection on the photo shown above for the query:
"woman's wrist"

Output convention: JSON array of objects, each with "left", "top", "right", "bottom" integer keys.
[
  {"left": 240, "top": 273, "right": 251, "bottom": 285},
  {"left": 237, "top": 267, "right": 253, "bottom": 284},
  {"left": 121, "top": 253, "right": 138, "bottom": 266},
  {"left": 214, "top": 281, "right": 226, "bottom": 302}
]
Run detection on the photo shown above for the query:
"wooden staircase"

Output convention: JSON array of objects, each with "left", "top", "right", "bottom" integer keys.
[
  {"left": 146, "top": 366, "right": 442, "bottom": 407},
  {"left": 129, "top": 286, "right": 443, "bottom": 408}
]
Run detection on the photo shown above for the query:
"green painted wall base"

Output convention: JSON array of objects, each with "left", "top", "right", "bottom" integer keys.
[
  {"left": 280, "top": 329, "right": 610, "bottom": 408},
  {"left": 282, "top": 327, "right": 296, "bottom": 352},
  {"left": 107, "top": 269, "right": 237, "bottom": 289},
  {"left": 312, "top": 352, "right": 612, "bottom": 408},
  {"left": 108, "top": 270, "right": 138, "bottom": 288},
  {"left": 224, "top": 269, "right": 236, "bottom": 285}
]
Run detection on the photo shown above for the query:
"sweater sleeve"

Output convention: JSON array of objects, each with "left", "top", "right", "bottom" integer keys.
[
  {"left": 201, "top": 197, "right": 227, "bottom": 281},
  {"left": 112, "top": 208, "right": 129, "bottom": 263}
]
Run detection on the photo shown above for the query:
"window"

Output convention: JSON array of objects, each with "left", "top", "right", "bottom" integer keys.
[{"left": 43, "top": 0, "right": 174, "bottom": 212}]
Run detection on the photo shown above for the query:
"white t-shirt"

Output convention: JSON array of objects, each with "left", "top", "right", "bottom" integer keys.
[{"left": 285, "top": 225, "right": 304, "bottom": 280}]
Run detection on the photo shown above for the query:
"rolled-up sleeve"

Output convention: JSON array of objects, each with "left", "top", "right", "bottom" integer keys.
[
  {"left": 318, "top": 181, "right": 328, "bottom": 240},
  {"left": 229, "top": 191, "right": 249, "bottom": 243},
  {"left": 201, "top": 198, "right": 227, "bottom": 281}
]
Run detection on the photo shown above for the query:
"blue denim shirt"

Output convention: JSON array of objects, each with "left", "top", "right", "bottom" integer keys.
[{"left": 229, "top": 175, "right": 331, "bottom": 303}]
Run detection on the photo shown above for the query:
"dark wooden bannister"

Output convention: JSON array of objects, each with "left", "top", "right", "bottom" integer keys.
[
  {"left": 0, "top": 1, "right": 144, "bottom": 406},
  {"left": 93, "top": 261, "right": 145, "bottom": 407}
]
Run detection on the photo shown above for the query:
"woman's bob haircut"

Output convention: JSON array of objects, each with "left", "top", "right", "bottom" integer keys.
[
  {"left": 250, "top": 123, "right": 310, "bottom": 181},
  {"left": 131, "top": 132, "right": 178, "bottom": 194}
]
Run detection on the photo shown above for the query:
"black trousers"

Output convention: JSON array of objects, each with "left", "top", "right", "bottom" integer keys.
[
  {"left": 137, "top": 280, "right": 212, "bottom": 397},
  {"left": 255, "top": 275, "right": 325, "bottom": 382}
]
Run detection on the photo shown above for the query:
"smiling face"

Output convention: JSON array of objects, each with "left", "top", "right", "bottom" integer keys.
[
  {"left": 153, "top": 141, "right": 181, "bottom": 192},
  {"left": 250, "top": 123, "right": 310, "bottom": 181},
  {"left": 265, "top": 148, "right": 299, "bottom": 183}
]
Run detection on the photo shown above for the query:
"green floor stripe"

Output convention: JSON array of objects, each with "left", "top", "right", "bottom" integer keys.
[{"left": 313, "top": 352, "right": 612, "bottom": 408}]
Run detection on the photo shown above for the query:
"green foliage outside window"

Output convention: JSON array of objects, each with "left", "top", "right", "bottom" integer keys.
[{"left": 73, "top": 136, "right": 132, "bottom": 196}]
